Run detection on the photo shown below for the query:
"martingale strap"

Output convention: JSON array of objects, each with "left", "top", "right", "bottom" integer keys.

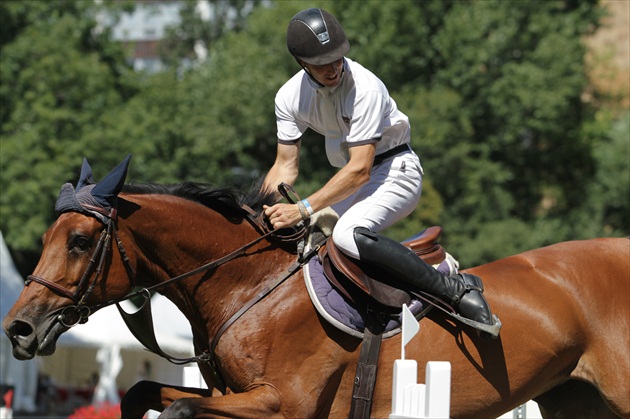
[
  {"left": 118, "top": 254, "right": 310, "bottom": 394},
  {"left": 116, "top": 290, "right": 211, "bottom": 365}
]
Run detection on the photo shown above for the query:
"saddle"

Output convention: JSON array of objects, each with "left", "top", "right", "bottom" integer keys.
[{"left": 318, "top": 226, "right": 446, "bottom": 309}]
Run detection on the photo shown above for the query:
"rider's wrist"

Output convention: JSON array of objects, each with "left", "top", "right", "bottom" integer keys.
[{"left": 301, "top": 199, "right": 314, "bottom": 217}]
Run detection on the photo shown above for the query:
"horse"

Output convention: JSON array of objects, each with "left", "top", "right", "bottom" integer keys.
[{"left": 3, "top": 157, "right": 629, "bottom": 418}]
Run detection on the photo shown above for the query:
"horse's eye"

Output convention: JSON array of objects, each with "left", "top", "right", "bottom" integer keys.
[{"left": 71, "top": 235, "right": 91, "bottom": 251}]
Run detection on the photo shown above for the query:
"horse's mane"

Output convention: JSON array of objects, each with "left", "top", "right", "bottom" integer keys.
[{"left": 121, "top": 180, "right": 278, "bottom": 223}]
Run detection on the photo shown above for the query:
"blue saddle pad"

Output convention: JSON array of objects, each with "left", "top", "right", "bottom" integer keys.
[{"left": 303, "top": 256, "right": 425, "bottom": 339}]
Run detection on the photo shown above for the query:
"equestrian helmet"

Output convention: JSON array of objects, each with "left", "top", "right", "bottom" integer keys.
[{"left": 287, "top": 8, "right": 350, "bottom": 65}]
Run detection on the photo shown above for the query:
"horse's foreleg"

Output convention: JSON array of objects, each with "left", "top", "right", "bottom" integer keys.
[
  {"left": 121, "top": 380, "right": 213, "bottom": 419},
  {"left": 159, "top": 384, "right": 283, "bottom": 418}
]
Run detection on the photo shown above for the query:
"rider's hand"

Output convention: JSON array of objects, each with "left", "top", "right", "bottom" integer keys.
[{"left": 263, "top": 203, "right": 302, "bottom": 230}]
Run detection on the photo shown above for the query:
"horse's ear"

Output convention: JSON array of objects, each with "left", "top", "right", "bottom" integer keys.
[
  {"left": 76, "top": 158, "right": 95, "bottom": 191},
  {"left": 91, "top": 154, "right": 132, "bottom": 209}
]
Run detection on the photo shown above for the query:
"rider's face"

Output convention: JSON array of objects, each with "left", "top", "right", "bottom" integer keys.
[{"left": 301, "top": 58, "right": 344, "bottom": 88}]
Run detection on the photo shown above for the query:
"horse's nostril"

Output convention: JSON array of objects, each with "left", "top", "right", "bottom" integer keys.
[{"left": 9, "top": 320, "right": 33, "bottom": 338}]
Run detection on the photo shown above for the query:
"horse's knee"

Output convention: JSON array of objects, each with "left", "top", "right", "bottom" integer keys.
[{"left": 121, "top": 380, "right": 162, "bottom": 419}]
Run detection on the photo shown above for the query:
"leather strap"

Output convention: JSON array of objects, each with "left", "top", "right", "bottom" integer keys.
[
  {"left": 116, "top": 290, "right": 209, "bottom": 365},
  {"left": 349, "top": 316, "right": 384, "bottom": 419}
]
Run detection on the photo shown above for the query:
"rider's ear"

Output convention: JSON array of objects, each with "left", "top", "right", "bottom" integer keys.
[{"left": 91, "top": 154, "right": 132, "bottom": 209}]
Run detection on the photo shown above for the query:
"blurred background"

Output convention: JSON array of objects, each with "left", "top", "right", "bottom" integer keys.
[
  {"left": 1, "top": 0, "right": 628, "bottom": 272},
  {"left": 0, "top": 0, "right": 628, "bottom": 416}
]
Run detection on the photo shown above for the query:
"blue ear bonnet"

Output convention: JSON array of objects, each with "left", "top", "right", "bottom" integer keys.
[{"left": 55, "top": 155, "right": 131, "bottom": 222}]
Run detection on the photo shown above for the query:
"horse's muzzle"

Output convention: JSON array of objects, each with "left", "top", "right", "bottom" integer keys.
[
  {"left": 3, "top": 312, "right": 69, "bottom": 359},
  {"left": 4, "top": 318, "right": 39, "bottom": 360}
]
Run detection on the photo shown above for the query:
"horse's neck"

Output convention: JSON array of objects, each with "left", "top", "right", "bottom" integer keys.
[
  {"left": 122, "top": 195, "right": 297, "bottom": 340},
  {"left": 123, "top": 196, "right": 250, "bottom": 281}
]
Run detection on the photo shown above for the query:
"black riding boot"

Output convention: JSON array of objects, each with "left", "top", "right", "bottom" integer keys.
[{"left": 353, "top": 227, "right": 494, "bottom": 326}]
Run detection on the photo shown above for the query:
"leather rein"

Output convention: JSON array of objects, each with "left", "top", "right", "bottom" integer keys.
[{"left": 25, "top": 189, "right": 312, "bottom": 392}]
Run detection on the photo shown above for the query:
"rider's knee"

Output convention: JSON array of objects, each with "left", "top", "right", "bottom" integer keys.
[{"left": 332, "top": 224, "right": 363, "bottom": 259}]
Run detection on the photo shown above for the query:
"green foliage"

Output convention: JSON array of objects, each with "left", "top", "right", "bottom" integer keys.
[
  {"left": 333, "top": 0, "right": 455, "bottom": 91},
  {"left": 431, "top": 1, "right": 600, "bottom": 223},
  {"left": 581, "top": 113, "right": 630, "bottom": 236},
  {"left": 1, "top": 0, "right": 627, "bottom": 275},
  {"left": 159, "top": 0, "right": 265, "bottom": 68},
  {"left": 0, "top": 0, "right": 137, "bottom": 252}
]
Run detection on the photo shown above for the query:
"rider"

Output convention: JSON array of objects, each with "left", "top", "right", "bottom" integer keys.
[{"left": 263, "top": 8, "right": 495, "bottom": 327}]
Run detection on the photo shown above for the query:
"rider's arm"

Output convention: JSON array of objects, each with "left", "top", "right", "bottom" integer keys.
[
  {"left": 264, "top": 142, "right": 376, "bottom": 229},
  {"left": 263, "top": 141, "right": 301, "bottom": 197},
  {"left": 306, "top": 143, "right": 376, "bottom": 213}
]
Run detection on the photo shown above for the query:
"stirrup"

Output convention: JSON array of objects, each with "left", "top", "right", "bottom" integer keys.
[
  {"left": 449, "top": 312, "right": 502, "bottom": 338},
  {"left": 411, "top": 290, "right": 502, "bottom": 338}
]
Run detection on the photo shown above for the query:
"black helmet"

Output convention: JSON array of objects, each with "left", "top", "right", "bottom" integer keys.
[{"left": 287, "top": 8, "right": 350, "bottom": 65}]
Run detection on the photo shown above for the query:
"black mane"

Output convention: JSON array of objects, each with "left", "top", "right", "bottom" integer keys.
[{"left": 121, "top": 180, "right": 277, "bottom": 222}]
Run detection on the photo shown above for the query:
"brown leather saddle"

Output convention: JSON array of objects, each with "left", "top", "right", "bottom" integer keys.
[{"left": 318, "top": 226, "right": 446, "bottom": 309}]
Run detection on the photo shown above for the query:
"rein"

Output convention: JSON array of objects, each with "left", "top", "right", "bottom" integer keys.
[
  {"left": 26, "top": 195, "right": 313, "bottom": 391},
  {"left": 26, "top": 206, "right": 292, "bottom": 319}
]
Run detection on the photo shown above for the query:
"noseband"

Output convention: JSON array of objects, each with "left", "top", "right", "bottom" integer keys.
[{"left": 25, "top": 207, "right": 135, "bottom": 327}]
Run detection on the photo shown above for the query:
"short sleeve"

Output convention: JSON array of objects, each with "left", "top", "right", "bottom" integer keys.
[
  {"left": 346, "top": 90, "right": 387, "bottom": 144},
  {"left": 276, "top": 94, "right": 307, "bottom": 143}
]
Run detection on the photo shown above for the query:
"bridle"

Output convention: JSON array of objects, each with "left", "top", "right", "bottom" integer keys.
[
  {"left": 24, "top": 185, "right": 318, "bottom": 393},
  {"left": 25, "top": 206, "right": 135, "bottom": 328},
  {"left": 24, "top": 203, "right": 298, "bottom": 327}
]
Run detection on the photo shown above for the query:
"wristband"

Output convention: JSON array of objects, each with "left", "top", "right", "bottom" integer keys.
[{"left": 301, "top": 199, "right": 314, "bottom": 217}]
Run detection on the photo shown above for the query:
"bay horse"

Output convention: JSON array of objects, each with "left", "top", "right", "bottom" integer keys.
[{"left": 2, "top": 157, "right": 629, "bottom": 418}]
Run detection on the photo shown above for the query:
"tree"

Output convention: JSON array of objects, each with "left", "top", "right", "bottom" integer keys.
[
  {"left": 158, "top": 0, "right": 264, "bottom": 68},
  {"left": 581, "top": 114, "right": 630, "bottom": 236},
  {"left": 2, "top": 0, "right": 624, "bottom": 274},
  {"left": 0, "top": 0, "right": 136, "bottom": 255}
]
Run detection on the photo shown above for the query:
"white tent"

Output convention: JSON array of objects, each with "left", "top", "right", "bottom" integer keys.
[
  {"left": 0, "top": 232, "right": 38, "bottom": 413},
  {"left": 57, "top": 295, "right": 193, "bottom": 354},
  {"left": 29, "top": 292, "right": 196, "bottom": 415}
]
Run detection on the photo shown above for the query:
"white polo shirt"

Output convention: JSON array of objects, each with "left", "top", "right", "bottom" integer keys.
[{"left": 275, "top": 58, "right": 411, "bottom": 168}]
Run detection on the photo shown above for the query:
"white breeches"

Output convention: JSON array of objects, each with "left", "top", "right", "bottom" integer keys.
[{"left": 331, "top": 151, "right": 423, "bottom": 260}]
